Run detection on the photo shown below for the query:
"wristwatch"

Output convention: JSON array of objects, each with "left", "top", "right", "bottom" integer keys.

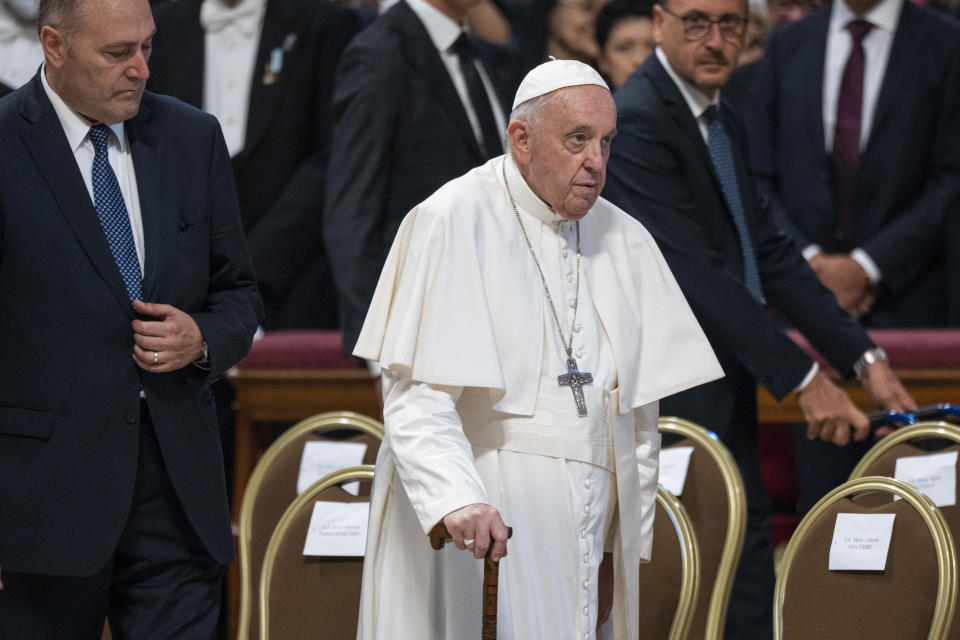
[
  {"left": 853, "top": 347, "right": 887, "bottom": 380},
  {"left": 195, "top": 340, "right": 210, "bottom": 365}
]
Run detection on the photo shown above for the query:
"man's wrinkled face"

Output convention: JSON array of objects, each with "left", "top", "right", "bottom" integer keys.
[
  {"left": 43, "top": 0, "right": 154, "bottom": 124},
  {"left": 521, "top": 85, "right": 617, "bottom": 221},
  {"left": 653, "top": 0, "right": 746, "bottom": 98}
]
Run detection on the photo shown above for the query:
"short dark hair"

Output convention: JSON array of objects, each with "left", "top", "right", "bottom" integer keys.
[
  {"left": 595, "top": 0, "right": 654, "bottom": 50},
  {"left": 37, "top": 0, "right": 83, "bottom": 35}
]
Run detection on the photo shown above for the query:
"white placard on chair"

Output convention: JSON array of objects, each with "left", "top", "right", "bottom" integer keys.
[
  {"left": 297, "top": 441, "right": 367, "bottom": 496},
  {"left": 894, "top": 450, "right": 958, "bottom": 507},
  {"left": 659, "top": 446, "right": 695, "bottom": 496},
  {"left": 303, "top": 501, "right": 369, "bottom": 557},
  {"left": 828, "top": 513, "right": 896, "bottom": 571}
]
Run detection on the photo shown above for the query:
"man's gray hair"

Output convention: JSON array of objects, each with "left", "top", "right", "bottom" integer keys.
[
  {"left": 507, "top": 90, "right": 566, "bottom": 151},
  {"left": 37, "top": 0, "right": 83, "bottom": 35}
]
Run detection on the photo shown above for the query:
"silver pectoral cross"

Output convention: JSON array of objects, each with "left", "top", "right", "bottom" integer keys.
[{"left": 558, "top": 357, "right": 593, "bottom": 417}]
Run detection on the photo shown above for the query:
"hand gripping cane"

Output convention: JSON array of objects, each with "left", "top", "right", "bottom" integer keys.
[{"left": 429, "top": 522, "right": 513, "bottom": 640}]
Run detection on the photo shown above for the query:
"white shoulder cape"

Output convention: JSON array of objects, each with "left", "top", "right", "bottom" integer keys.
[{"left": 355, "top": 156, "right": 723, "bottom": 412}]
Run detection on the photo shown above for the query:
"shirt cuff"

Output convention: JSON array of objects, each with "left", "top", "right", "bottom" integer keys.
[
  {"left": 802, "top": 244, "right": 822, "bottom": 261},
  {"left": 851, "top": 248, "right": 882, "bottom": 285},
  {"left": 793, "top": 362, "right": 819, "bottom": 394},
  {"left": 366, "top": 359, "right": 382, "bottom": 377}
]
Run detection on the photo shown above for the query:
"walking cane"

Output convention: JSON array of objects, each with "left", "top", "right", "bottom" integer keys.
[{"left": 429, "top": 522, "right": 513, "bottom": 640}]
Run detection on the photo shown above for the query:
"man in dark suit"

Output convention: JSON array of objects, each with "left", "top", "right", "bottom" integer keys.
[
  {"left": 749, "top": 0, "right": 960, "bottom": 329},
  {"left": 0, "top": 0, "right": 262, "bottom": 635},
  {"left": 324, "top": 0, "right": 506, "bottom": 355},
  {"left": 148, "top": 0, "right": 358, "bottom": 330},
  {"left": 747, "top": 0, "right": 960, "bottom": 513},
  {"left": 602, "top": 0, "right": 914, "bottom": 636}
]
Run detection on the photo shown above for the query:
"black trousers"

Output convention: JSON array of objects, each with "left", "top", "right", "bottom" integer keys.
[
  {"left": 0, "top": 411, "right": 224, "bottom": 640},
  {"left": 792, "top": 423, "right": 874, "bottom": 513}
]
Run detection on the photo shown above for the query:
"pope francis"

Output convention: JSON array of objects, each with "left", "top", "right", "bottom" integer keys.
[{"left": 353, "top": 60, "right": 723, "bottom": 640}]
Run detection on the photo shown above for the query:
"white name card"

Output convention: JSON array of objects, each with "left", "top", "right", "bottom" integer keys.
[
  {"left": 894, "top": 450, "right": 958, "bottom": 507},
  {"left": 302, "top": 501, "right": 369, "bottom": 557},
  {"left": 297, "top": 441, "right": 367, "bottom": 496},
  {"left": 829, "top": 513, "right": 896, "bottom": 571},
  {"left": 659, "top": 447, "right": 695, "bottom": 496}
]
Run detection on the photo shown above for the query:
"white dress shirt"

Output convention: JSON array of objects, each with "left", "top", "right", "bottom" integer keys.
[
  {"left": 41, "top": 64, "right": 145, "bottom": 274},
  {"left": 200, "top": 0, "right": 266, "bottom": 157},
  {"left": 406, "top": 0, "right": 506, "bottom": 152},
  {"left": 657, "top": 47, "right": 819, "bottom": 393},
  {"left": 811, "top": 0, "right": 903, "bottom": 283},
  {"left": 0, "top": 1, "right": 43, "bottom": 90}
]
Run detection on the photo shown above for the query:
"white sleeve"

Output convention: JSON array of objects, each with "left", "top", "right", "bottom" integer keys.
[
  {"left": 382, "top": 369, "right": 489, "bottom": 534},
  {"left": 633, "top": 400, "right": 661, "bottom": 561}
]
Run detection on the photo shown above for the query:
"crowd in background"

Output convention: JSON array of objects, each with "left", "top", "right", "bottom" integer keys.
[{"left": 2, "top": 0, "right": 958, "bottom": 334}]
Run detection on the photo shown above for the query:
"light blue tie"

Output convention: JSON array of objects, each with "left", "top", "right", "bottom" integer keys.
[
  {"left": 703, "top": 105, "right": 764, "bottom": 303},
  {"left": 89, "top": 125, "right": 142, "bottom": 302}
]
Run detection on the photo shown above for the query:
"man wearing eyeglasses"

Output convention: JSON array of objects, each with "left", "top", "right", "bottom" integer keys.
[{"left": 603, "top": 0, "right": 914, "bottom": 637}]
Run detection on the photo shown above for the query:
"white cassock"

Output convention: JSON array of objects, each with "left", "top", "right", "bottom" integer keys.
[{"left": 354, "top": 155, "right": 723, "bottom": 640}]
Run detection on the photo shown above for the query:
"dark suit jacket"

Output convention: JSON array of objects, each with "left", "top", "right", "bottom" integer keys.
[
  {"left": 0, "top": 82, "right": 11, "bottom": 99},
  {"left": 0, "top": 74, "right": 263, "bottom": 576},
  {"left": 749, "top": 3, "right": 960, "bottom": 327},
  {"left": 323, "top": 0, "right": 503, "bottom": 353},
  {"left": 603, "top": 54, "right": 873, "bottom": 441},
  {"left": 148, "top": 0, "right": 358, "bottom": 329}
]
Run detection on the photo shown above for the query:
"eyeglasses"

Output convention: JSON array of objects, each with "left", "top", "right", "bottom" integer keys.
[{"left": 659, "top": 5, "right": 748, "bottom": 41}]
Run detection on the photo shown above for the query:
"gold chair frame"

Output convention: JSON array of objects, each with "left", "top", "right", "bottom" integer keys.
[
  {"left": 658, "top": 416, "right": 747, "bottom": 640},
  {"left": 655, "top": 487, "right": 701, "bottom": 640},
  {"left": 258, "top": 464, "right": 376, "bottom": 640},
  {"left": 237, "top": 411, "right": 384, "bottom": 640},
  {"left": 774, "top": 476, "right": 958, "bottom": 640},
  {"left": 850, "top": 421, "right": 960, "bottom": 481}
]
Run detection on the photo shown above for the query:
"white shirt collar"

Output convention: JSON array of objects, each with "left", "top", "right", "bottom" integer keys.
[
  {"left": 41, "top": 62, "right": 127, "bottom": 153},
  {"left": 655, "top": 46, "right": 719, "bottom": 121},
  {"left": 200, "top": 0, "right": 267, "bottom": 36},
  {"left": 504, "top": 154, "right": 569, "bottom": 226},
  {"left": 831, "top": 0, "right": 903, "bottom": 35},
  {"left": 406, "top": 0, "right": 463, "bottom": 53}
]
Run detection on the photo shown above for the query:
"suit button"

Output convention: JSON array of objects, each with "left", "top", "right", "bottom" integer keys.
[{"left": 126, "top": 411, "right": 137, "bottom": 424}]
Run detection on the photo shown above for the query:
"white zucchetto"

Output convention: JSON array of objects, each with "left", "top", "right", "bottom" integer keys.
[{"left": 511, "top": 59, "right": 610, "bottom": 110}]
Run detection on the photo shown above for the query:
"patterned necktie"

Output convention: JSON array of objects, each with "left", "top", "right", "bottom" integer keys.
[
  {"left": 450, "top": 33, "right": 502, "bottom": 161},
  {"left": 89, "top": 124, "right": 142, "bottom": 302},
  {"left": 703, "top": 105, "right": 764, "bottom": 303},
  {"left": 832, "top": 19, "right": 873, "bottom": 247}
]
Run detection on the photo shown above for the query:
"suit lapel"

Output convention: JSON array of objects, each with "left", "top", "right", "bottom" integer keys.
[
  {"left": 393, "top": 1, "right": 482, "bottom": 160},
  {"left": 169, "top": 1, "right": 205, "bottom": 108},
  {"left": 866, "top": 1, "right": 914, "bottom": 152},
  {"left": 127, "top": 100, "right": 164, "bottom": 301},
  {"left": 802, "top": 10, "right": 829, "bottom": 159},
  {"left": 241, "top": 0, "right": 288, "bottom": 162},
  {"left": 19, "top": 75, "right": 136, "bottom": 317},
  {"left": 645, "top": 56, "right": 728, "bottom": 204}
]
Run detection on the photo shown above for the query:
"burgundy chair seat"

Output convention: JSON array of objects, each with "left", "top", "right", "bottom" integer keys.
[
  {"left": 239, "top": 331, "right": 358, "bottom": 370},
  {"left": 787, "top": 329, "right": 960, "bottom": 369}
]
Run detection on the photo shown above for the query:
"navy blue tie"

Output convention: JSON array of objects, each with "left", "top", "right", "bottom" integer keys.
[
  {"left": 703, "top": 105, "right": 764, "bottom": 303},
  {"left": 89, "top": 125, "right": 142, "bottom": 302}
]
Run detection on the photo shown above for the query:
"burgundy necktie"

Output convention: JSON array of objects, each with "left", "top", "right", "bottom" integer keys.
[{"left": 832, "top": 18, "right": 873, "bottom": 246}]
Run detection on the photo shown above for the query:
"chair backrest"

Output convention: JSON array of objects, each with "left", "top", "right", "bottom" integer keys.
[
  {"left": 654, "top": 417, "right": 747, "bottom": 640},
  {"left": 638, "top": 487, "right": 701, "bottom": 640},
  {"left": 775, "top": 476, "right": 957, "bottom": 640},
  {"left": 259, "top": 465, "right": 376, "bottom": 640},
  {"left": 848, "top": 421, "right": 960, "bottom": 639},
  {"left": 237, "top": 411, "right": 384, "bottom": 640}
]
